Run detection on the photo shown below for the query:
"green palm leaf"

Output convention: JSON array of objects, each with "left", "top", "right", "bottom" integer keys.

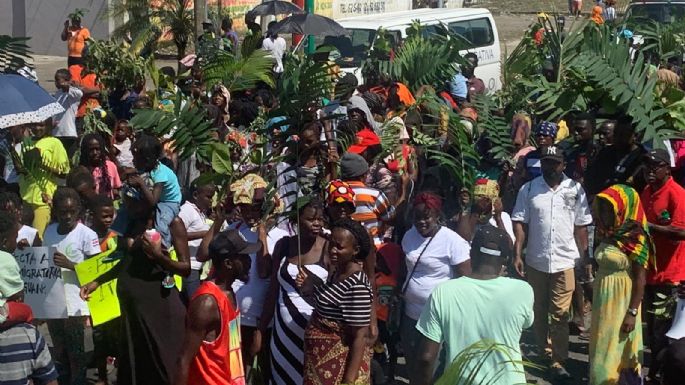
[
  {"left": 203, "top": 50, "right": 275, "bottom": 92},
  {"left": 0, "top": 35, "right": 32, "bottom": 73}
]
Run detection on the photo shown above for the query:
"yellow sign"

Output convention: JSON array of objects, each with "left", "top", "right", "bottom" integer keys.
[{"left": 75, "top": 250, "right": 121, "bottom": 326}]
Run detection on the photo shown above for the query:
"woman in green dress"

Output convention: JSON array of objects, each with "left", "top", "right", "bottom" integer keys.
[{"left": 589, "top": 184, "right": 653, "bottom": 384}]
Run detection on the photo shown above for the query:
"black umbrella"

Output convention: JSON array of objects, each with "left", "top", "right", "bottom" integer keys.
[
  {"left": 250, "top": 0, "right": 303, "bottom": 16},
  {"left": 271, "top": 12, "right": 349, "bottom": 36}
]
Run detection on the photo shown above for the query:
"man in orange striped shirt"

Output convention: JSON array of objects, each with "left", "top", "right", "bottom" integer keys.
[{"left": 340, "top": 153, "right": 396, "bottom": 245}]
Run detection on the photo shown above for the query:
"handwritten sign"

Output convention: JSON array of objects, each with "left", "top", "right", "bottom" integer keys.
[
  {"left": 75, "top": 251, "right": 121, "bottom": 326},
  {"left": 14, "top": 247, "right": 67, "bottom": 319}
]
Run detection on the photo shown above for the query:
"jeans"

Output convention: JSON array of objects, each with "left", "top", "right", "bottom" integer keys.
[
  {"left": 155, "top": 201, "right": 180, "bottom": 248},
  {"left": 182, "top": 269, "right": 202, "bottom": 304}
]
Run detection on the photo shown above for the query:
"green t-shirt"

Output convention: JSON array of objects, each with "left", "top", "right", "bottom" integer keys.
[{"left": 416, "top": 276, "right": 534, "bottom": 385}]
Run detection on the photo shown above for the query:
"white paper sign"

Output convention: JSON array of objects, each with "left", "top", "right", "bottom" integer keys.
[
  {"left": 666, "top": 298, "right": 685, "bottom": 340},
  {"left": 13, "top": 247, "right": 67, "bottom": 319}
]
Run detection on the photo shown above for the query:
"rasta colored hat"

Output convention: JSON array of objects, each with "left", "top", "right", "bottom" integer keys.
[
  {"left": 230, "top": 174, "right": 268, "bottom": 205},
  {"left": 326, "top": 180, "right": 355, "bottom": 205},
  {"left": 348, "top": 128, "right": 381, "bottom": 155}
]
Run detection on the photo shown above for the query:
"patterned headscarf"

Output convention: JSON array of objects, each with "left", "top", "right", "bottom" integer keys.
[
  {"left": 473, "top": 178, "right": 500, "bottom": 200},
  {"left": 230, "top": 174, "right": 267, "bottom": 205},
  {"left": 326, "top": 180, "right": 355, "bottom": 205},
  {"left": 596, "top": 184, "right": 654, "bottom": 268},
  {"left": 536, "top": 121, "right": 558, "bottom": 138}
]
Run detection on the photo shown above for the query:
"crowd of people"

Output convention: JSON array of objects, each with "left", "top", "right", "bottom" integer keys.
[{"left": 2, "top": 9, "right": 685, "bottom": 385}]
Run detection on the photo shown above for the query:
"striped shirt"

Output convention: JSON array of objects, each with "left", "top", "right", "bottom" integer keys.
[
  {"left": 347, "top": 181, "right": 395, "bottom": 244},
  {"left": 314, "top": 271, "right": 373, "bottom": 327},
  {"left": 0, "top": 323, "right": 58, "bottom": 385}
]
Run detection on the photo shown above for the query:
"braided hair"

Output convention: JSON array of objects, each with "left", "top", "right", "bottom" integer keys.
[
  {"left": 0, "top": 191, "right": 23, "bottom": 212},
  {"left": 331, "top": 218, "right": 371, "bottom": 261},
  {"left": 80, "top": 133, "right": 112, "bottom": 198},
  {"left": 52, "top": 187, "right": 82, "bottom": 212}
]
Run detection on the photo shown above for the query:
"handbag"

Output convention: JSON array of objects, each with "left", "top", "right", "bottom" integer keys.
[{"left": 387, "top": 231, "right": 437, "bottom": 332}]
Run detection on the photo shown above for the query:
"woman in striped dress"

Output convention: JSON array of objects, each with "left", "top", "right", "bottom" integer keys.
[
  {"left": 258, "top": 199, "right": 329, "bottom": 385},
  {"left": 301, "top": 218, "right": 374, "bottom": 385}
]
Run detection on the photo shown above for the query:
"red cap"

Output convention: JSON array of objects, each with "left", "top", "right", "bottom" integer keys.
[{"left": 347, "top": 128, "right": 381, "bottom": 154}]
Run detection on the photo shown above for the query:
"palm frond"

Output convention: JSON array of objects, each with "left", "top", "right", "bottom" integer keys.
[
  {"left": 129, "top": 96, "right": 217, "bottom": 162},
  {"left": 0, "top": 35, "right": 33, "bottom": 73},
  {"left": 203, "top": 50, "right": 275, "bottom": 92},
  {"left": 435, "top": 340, "right": 539, "bottom": 385},
  {"left": 472, "top": 94, "right": 514, "bottom": 163}
]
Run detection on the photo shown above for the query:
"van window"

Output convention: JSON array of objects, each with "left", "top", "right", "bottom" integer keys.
[
  {"left": 318, "top": 29, "right": 401, "bottom": 68},
  {"left": 447, "top": 18, "right": 494, "bottom": 48}
]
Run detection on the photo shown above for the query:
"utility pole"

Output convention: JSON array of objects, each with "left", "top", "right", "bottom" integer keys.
[
  {"left": 195, "top": 0, "right": 207, "bottom": 43},
  {"left": 306, "top": 0, "right": 315, "bottom": 54}
]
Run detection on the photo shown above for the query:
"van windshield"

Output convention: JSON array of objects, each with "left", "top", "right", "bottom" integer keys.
[
  {"left": 317, "top": 29, "right": 378, "bottom": 68},
  {"left": 627, "top": 3, "right": 685, "bottom": 23}
]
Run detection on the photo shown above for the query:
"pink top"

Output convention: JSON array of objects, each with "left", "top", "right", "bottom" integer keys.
[{"left": 92, "top": 160, "right": 122, "bottom": 199}]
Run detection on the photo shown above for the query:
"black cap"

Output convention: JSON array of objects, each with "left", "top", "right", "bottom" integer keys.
[
  {"left": 540, "top": 145, "right": 564, "bottom": 163},
  {"left": 645, "top": 148, "right": 670, "bottom": 165},
  {"left": 209, "top": 229, "right": 261, "bottom": 257},
  {"left": 471, "top": 225, "right": 512, "bottom": 260}
]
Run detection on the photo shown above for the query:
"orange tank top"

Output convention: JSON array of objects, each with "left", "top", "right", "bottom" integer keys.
[{"left": 188, "top": 282, "right": 246, "bottom": 385}]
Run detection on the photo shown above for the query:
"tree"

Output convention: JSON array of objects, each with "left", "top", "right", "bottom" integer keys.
[{"left": 108, "top": 0, "right": 194, "bottom": 64}]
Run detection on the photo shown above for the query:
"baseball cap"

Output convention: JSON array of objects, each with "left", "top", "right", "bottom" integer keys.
[
  {"left": 645, "top": 148, "right": 670, "bottom": 165},
  {"left": 540, "top": 145, "right": 564, "bottom": 163},
  {"left": 340, "top": 153, "right": 369, "bottom": 179},
  {"left": 209, "top": 229, "right": 261, "bottom": 257},
  {"left": 471, "top": 225, "right": 512, "bottom": 260},
  {"left": 347, "top": 128, "right": 381, "bottom": 155}
]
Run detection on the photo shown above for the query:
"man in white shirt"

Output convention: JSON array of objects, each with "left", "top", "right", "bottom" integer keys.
[
  {"left": 53, "top": 69, "right": 83, "bottom": 158},
  {"left": 511, "top": 145, "right": 592, "bottom": 380},
  {"left": 262, "top": 22, "right": 287, "bottom": 74},
  {"left": 177, "top": 181, "right": 216, "bottom": 299}
]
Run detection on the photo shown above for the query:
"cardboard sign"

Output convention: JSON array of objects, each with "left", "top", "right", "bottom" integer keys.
[
  {"left": 75, "top": 251, "right": 121, "bottom": 326},
  {"left": 13, "top": 247, "right": 67, "bottom": 319}
]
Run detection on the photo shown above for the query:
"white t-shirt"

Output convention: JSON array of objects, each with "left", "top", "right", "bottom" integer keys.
[
  {"left": 227, "top": 222, "right": 270, "bottom": 327},
  {"left": 52, "top": 87, "right": 83, "bottom": 138},
  {"left": 17, "top": 225, "right": 38, "bottom": 246},
  {"left": 43, "top": 222, "right": 101, "bottom": 317},
  {"left": 401, "top": 226, "right": 470, "bottom": 320},
  {"left": 114, "top": 138, "right": 134, "bottom": 168},
  {"left": 178, "top": 201, "right": 210, "bottom": 271},
  {"left": 262, "top": 36, "right": 287, "bottom": 73}
]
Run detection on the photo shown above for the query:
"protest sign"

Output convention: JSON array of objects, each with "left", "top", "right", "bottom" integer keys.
[
  {"left": 75, "top": 251, "right": 121, "bottom": 326},
  {"left": 13, "top": 247, "right": 67, "bottom": 319}
]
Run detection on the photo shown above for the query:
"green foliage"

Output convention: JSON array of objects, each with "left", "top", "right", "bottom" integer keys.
[
  {"left": 203, "top": 50, "right": 275, "bottom": 92},
  {"left": 472, "top": 94, "right": 514, "bottom": 163},
  {"left": 108, "top": 0, "right": 194, "bottom": 59},
  {"left": 511, "top": 20, "right": 676, "bottom": 144},
  {"left": 632, "top": 19, "right": 685, "bottom": 62},
  {"left": 129, "top": 96, "right": 216, "bottom": 162},
  {"left": 83, "top": 39, "right": 148, "bottom": 93},
  {"left": 0, "top": 35, "right": 32, "bottom": 73},
  {"left": 651, "top": 291, "right": 676, "bottom": 320},
  {"left": 363, "top": 22, "right": 469, "bottom": 93},
  {"left": 436, "top": 340, "right": 537, "bottom": 385},
  {"left": 68, "top": 8, "right": 88, "bottom": 20}
]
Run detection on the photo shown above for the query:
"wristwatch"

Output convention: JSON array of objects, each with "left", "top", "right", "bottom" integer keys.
[{"left": 627, "top": 308, "right": 638, "bottom": 317}]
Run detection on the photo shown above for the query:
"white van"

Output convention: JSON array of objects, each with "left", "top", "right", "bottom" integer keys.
[{"left": 322, "top": 8, "right": 502, "bottom": 92}]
